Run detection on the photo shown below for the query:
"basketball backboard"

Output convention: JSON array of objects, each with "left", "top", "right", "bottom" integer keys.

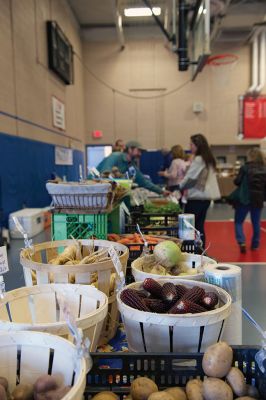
[{"left": 190, "top": 0, "right": 211, "bottom": 81}]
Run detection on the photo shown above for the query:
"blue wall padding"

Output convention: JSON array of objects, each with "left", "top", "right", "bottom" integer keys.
[
  {"left": 140, "top": 150, "right": 164, "bottom": 184},
  {"left": 0, "top": 132, "right": 84, "bottom": 225}
]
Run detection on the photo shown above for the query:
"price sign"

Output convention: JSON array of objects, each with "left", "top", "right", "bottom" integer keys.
[
  {"left": 0, "top": 246, "right": 9, "bottom": 274},
  {"left": 108, "top": 246, "right": 125, "bottom": 290}
]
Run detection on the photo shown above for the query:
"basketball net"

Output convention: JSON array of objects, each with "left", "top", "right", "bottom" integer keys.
[{"left": 207, "top": 54, "right": 239, "bottom": 87}]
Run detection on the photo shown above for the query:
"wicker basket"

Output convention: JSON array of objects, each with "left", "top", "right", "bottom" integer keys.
[
  {"left": 46, "top": 182, "right": 115, "bottom": 213},
  {"left": 0, "top": 284, "right": 108, "bottom": 351},
  {"left": 20, "top": 239, "right": 129, "bottom": 344},
  {"left": 0, "top": 331, "right": 87, "bottom": 399},
  {"left": 117, "top": 278, "right": 232, "bottom": 353},
  {"left": 131, "top": 253, "right": 217, "bottom": 282}
]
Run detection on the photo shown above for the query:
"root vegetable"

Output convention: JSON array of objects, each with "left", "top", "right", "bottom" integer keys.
[
  {"left": 12, "top": 383, "right": 34, "bottom": 400},
  {"left": 92, "top": 391, "right": 118, "bottom": 400},
  {"left": 34, "top": 386, "right": 71, "bottom": 400},
  {"left": 186, "top": 379, "right": 203, "bottom": 400},
  {"left": 34, "top": 375, "right": 58, "bottom": 394},
  {"left": 226, "top": 367, "right": 247, "bottom": 397},
  {"left": 154, "top": 241, "right": 184, "bottom": 269},
  {"left": 203, "top": 378, "right": 233, "bottom": 400},
  {"left": 235, "top": 398, "right": 257, "bottom": 400},
  {"left": 202, "top": 342, "right": 233, "bottom": 378},
  {"left": 164, "top": 387, "right": 187, "bottom": 400},
  {"left": 246, "top": 385, "right": 260, "bottom": 399},
  {"left": 130, "top": 377, "right": 158, "bottom": 400},
  {"left": 148, "top": 392, "right": 175, "bottom": 400},
  {"left": 0, "top": 385, "right": 6, "bottom": 400},
  {"left": 0, "top": 378, "right": 8, "bottom": 391}
]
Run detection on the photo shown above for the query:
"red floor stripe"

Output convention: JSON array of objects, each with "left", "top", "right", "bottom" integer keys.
[{"left": 205, "top": 220, "right": 266, "bottom": 263}]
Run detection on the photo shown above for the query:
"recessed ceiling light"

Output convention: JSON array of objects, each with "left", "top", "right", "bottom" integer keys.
[{"left": 124, "top": 7, "right": 161, "bottom": 17}]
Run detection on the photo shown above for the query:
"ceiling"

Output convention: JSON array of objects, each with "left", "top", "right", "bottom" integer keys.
[{"left": 67, "top": 0, "right": 266, "bottom": 45}]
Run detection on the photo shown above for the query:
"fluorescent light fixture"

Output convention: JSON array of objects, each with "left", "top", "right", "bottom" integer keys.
[{"left": 124, "top": 7, "right": 161, "bottom": 17}]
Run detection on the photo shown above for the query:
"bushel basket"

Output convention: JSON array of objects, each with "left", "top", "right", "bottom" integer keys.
[
  {"left": 20, "top": 239, "right": 129, "bottom": 344},
  {"left": 0, "top": 284, "right": 108, "bottom": 351},
  {"left": 117, "top": 278, "right": 232, "bottom": 353},
  {"left": 0, "top": 331, "right": 87, "bottom": 400}
]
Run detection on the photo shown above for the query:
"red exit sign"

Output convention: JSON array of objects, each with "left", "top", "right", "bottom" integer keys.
[{"left": 92, "top": 130, "right": 103, "bottom": 139}]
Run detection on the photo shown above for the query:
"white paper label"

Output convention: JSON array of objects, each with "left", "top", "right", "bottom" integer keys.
[
  {"left": 108, "top": 246, "right": 125, "bottom": 288},
  {"left": 0, "top": 246, "right": 9, "bottom": 274}
]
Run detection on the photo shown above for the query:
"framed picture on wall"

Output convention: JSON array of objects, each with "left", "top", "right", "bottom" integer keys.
[{"left": 55, "top": 146, "right": 73, "bottom": 165}]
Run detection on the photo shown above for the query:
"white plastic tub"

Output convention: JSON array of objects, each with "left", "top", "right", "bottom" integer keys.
[{"left": 9, "top": 208, "right": 44, "bottom": 238}]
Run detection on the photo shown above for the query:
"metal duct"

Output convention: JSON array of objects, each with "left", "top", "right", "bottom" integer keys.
[
  {"left": 247, "top": 34, "right": 259, "bottom": 94},
  {"left": 255, "top": 29, "right": 266, "bottom": 94}
]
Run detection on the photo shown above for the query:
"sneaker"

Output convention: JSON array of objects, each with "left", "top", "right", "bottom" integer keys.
[
  {"left": 239, "top": 243, "right": 246, "bottom": 254},
  {"left": 251, "top": 245, "right": 259, "bottom": 250}
]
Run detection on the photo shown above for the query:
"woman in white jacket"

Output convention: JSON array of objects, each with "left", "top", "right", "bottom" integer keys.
[{"left": 176, "top": 134, "right": 220, "bottom": 248}]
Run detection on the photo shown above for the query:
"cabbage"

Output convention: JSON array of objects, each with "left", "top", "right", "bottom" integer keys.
[{"left": 153, "top": 241, "right": 184, "bottom": 268}]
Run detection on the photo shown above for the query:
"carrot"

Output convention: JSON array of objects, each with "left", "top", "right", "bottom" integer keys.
[
  {"left": 130, "top": 245, "right": 141, "bottom": 251},
  {"left": 108, "top": 234, "right": 119, "bottom": 242},
  {"left": 134, "top": 233, "right": 142, "bottom": 243},
  {"left": 118, "top": 238, "right": 131, "bottom": 244},
  {"left": 144, "top": 235, "right": 158, "bottom": 241}
]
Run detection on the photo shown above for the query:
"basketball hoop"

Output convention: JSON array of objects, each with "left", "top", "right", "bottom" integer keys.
[{"left": 207, "top": 53, "right": 239, "bottom": 86}]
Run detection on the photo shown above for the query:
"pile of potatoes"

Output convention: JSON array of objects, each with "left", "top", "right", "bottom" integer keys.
[
  {"left": 91, "top": 342, "right": 261, "bottom": 400},
  {"left": 0, "top": 374, "right": 70, "bottom": 400}
]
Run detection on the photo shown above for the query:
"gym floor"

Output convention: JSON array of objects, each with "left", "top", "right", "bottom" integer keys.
[{"left": 5, "top": 203, "right": 266, "bottom": 347}]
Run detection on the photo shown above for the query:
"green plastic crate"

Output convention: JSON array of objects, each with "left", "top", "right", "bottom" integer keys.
[{"left": 52, "top": 213, "right": 108, "bottom": 240}]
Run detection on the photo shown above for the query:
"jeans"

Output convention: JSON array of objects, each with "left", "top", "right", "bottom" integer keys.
[
  {"left": 234, "top": 205, "right": 262, "bottom": 248},
  {"left": 184, "top": 200, "right": 211, "bottom": 248}
]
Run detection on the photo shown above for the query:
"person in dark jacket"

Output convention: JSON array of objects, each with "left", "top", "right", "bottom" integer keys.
[{"left": 233, "top": 148, "right": 266, "bottom": 253}]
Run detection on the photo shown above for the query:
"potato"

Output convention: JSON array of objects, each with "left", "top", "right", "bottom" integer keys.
[
  {"left": 34, "top": 386, "right": 71, "bottom": 400},
  {"left": 0, "top": 378, "right": 8, "bottom": 392},
  {"left": 226, "top": 367, "right": 247, "bottom": 397},
  {"left": 246, "top": 385, "right": 260, "bottom": 399},
  {"left": 11, "top": 383, "right": 34, "bottom": 400},
  {"left": 34, "top": 375, "right": 58, "bottom": 394},
  {"left": 203, "top": 378, "right": 233, "bottom": 400},
  {"left": 186, "top": 379, "right": 203, "bottom": 400},
  {"left": 148, "top": 392, "right": 175, "bottom": 400},
  {"left": 202, "top": 342, "right": 233, "bottom": 378},
  {"left": 235, "top": 397, "right": 257, "bottom": 400},
  {"left": 165, "top": 387, "right": 187, "bottom": 400},
  {"left": 0, "top": 385, "right": 7, "bottom": 400},
  {"left": 130, "top": 377, "right": 158, "bottom": 400},
  {"left": 92, "top": 392, "right": 119, "bottom": 400}
]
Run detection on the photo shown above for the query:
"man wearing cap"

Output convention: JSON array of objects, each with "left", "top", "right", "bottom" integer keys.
[{"left": 97, "top": 141, "right": 168, "bottom": 196}]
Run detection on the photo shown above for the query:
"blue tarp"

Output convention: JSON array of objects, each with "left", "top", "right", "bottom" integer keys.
[{"left": 0, "top": 132, "right": 84, "bottom": 225}]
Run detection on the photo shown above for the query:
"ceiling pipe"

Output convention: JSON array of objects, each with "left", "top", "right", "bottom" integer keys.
[
  {"left": 247, "top": 34, "right": 259, "bottom": 94},
  {"left": 255, "top": 29, "right": 266, "bottom": 94},
  {"left": 172, "top": 0, "right": 177, "bottom": 50},
  {"left": 112, "top": 0, "right": 125, "bottom": 50}
]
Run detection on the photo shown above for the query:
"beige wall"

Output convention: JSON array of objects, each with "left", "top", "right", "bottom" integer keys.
[
  {"left": 0, "top": 0, "right": 85, "bottom": 151},
  {"left": 83, "top": 38, "right": 263, "bottom": 149}
]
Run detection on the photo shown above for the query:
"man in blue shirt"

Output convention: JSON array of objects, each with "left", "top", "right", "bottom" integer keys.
[{"left": 97, "top": 141, "right": 169, "bottom": 196}]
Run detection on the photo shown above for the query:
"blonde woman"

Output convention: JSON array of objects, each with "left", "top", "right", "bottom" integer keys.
[
  {"left": 230, "top": 148, "right": 266, "bottom": 253},
  {"left": 159, "top": 145, "right": 188, "bottom": 192}
]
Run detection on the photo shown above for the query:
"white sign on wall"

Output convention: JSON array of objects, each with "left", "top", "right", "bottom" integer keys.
[
  {"left": 0, "top": 246, "right": 9, "bottom": 274},
  {"left": 52, "top": 96, "right": 66, "bottom": 130},
  {"left": 55, "top": 146, "right": 73, "bottom": 165}
]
